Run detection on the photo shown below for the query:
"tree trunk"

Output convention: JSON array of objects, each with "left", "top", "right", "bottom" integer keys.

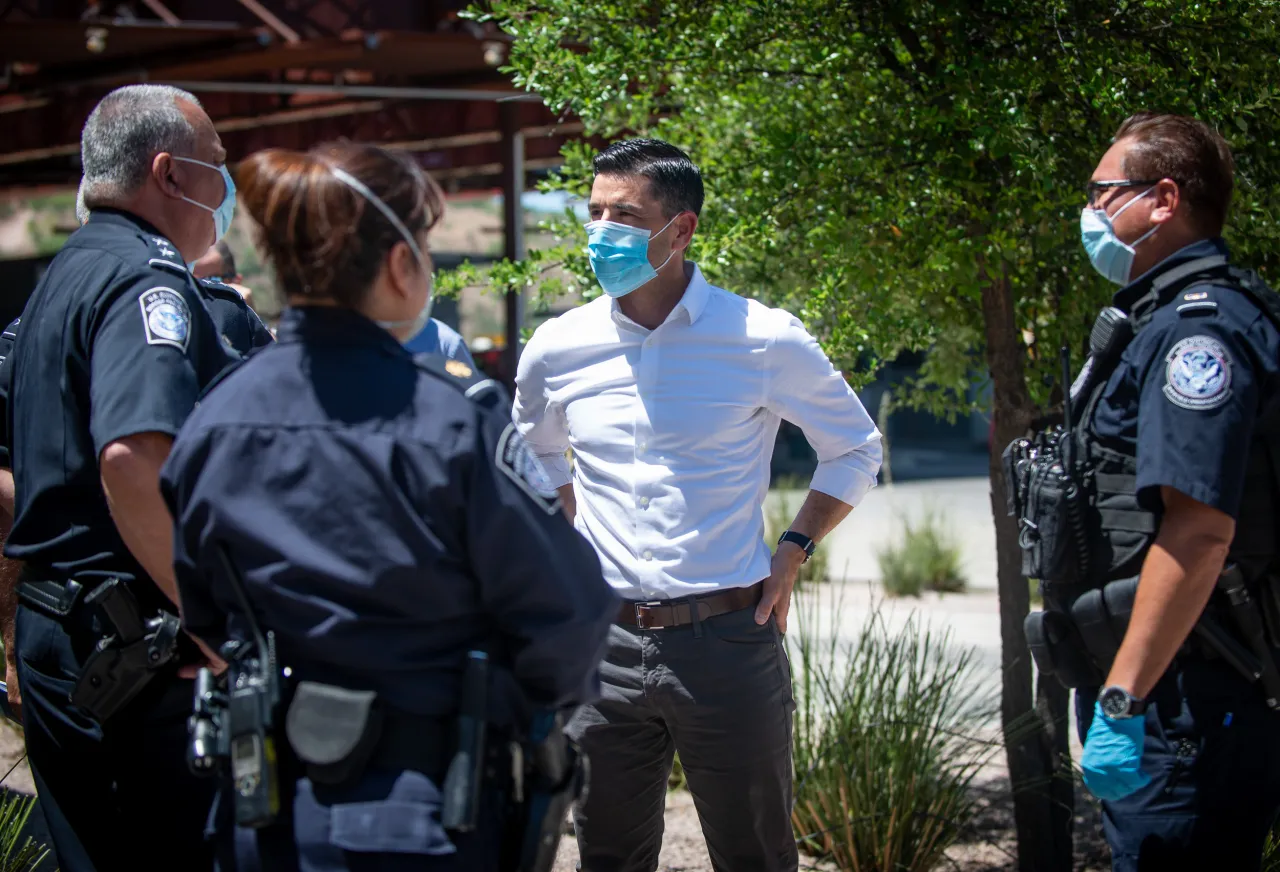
[{"left": 981, "top": 270, "right": 1074, "bottom": 872}]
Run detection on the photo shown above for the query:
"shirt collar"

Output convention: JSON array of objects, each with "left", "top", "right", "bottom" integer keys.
[
  {"left": 678, "top": 263, "right": 711, "bottom": 324},
  {"left": 84, "top": 207, "right": 171, "bottom": 243},
  {"left": 1113, "top": 237, "right": 1230, "bottom": 312},
  {"left": 275, "top": 305, "right": 410, "bottom": 358},
  {"left": 610, "top": 262, "right": 712, "bottom": 329}
]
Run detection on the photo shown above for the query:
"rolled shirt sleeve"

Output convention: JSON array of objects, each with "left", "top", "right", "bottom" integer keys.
[
  {"left": 512, "top": 327, "right": 573, "bottom": 489},
  {"left": 764, "top": 314, "right": 882, "bottom": 507}
]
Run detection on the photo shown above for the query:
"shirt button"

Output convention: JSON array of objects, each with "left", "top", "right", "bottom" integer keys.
[
  {"left": 643, "top": 550, "right": 653, "bottom": 560},
  {"left": 639, "top": 496, "right": 650, "bottom": 508}
]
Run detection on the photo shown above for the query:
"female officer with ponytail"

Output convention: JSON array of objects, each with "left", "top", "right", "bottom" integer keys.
[{"left": 158, "top": 141, "right": 616, "bottom": 871}]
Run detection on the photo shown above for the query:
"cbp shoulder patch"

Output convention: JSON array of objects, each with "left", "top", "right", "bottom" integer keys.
[
  {"left": 495, "top": 424, "right": 562, "bottom": 515},
  {"left": 138, "top": 287, "right": 191, "bottom": 352},
  {"left": 1163, "top": 334, "right": 1232, "bottom": 410}
]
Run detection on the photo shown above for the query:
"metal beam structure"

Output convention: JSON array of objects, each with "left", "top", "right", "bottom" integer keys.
[{"left": 0, "top": 0, "right": 600, "bottom": 366}]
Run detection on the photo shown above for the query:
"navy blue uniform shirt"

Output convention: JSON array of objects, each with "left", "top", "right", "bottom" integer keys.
[
  {"left": 1092, "top": 238, "right": 1280, "bottom": 518},
  {"left": 197, "top": 276, "right": 274, "bottom": 355},
  {"left": 0, "top": 316, "right": 19, "bottom": 470},
  {"left": 159, "top": 306, "right": 617, "bottom": 723},
  {"left": 0, "top": 272, "right": 271, "bottom": 472},
  {"left": 6, "top": 209, "right": 234, "bottom": 595}
]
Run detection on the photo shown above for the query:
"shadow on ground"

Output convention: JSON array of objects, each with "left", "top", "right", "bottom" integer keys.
[{"left": 946, "top": 776, "right": 1111, "bottom": 871}]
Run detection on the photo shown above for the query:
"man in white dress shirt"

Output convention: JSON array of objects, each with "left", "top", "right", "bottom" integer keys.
[{"left": 513, "top": 139, "right": 882, "bottom": 872}]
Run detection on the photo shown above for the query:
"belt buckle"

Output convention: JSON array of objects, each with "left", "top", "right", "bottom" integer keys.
[{"left": 634, "top": 601, "right": 664, "bottom": 630}]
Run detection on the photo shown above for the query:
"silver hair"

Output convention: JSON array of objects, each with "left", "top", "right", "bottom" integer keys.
[
  {"left": 75, "top": 177, "right": 89, "bottom": 225},
  {"left": 80, "top": 84, "right": 203, "bottom": 206}
]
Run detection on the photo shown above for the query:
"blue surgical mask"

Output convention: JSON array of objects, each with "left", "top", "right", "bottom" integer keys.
[
  {"left": 174, "top": 157, "right": 236, "bottom": 243},
  {"left": 585, "top": 215, "right": 679, "bottom": 298},
  {"left": 1080, "top": 187, "right": 1159, "bottom": 285}
]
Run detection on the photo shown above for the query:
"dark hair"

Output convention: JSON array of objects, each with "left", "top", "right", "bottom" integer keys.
[
  {"left": 1114, "top": 113, "right": 1235, "bottom": 235},
  {"left": 237, "top": 141, "right": 445, "bottom": 307},
  {"left": 592, "top": 138, "right": 704, "bottom": 217},
  {"left": 213, "top": 239, "right": 237, "bottom": 277}
]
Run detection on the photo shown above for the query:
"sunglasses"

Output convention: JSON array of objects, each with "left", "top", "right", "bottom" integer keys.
[{"left": 1084, "top": 179, "right": 1166, "bottom": 207}]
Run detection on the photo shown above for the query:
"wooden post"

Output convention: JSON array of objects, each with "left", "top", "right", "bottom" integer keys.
[{"left": 500, "top": 102, "right": 524, "bottom": 392}]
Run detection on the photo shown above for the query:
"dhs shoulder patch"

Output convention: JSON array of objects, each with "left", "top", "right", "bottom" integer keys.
[
  {"left": 495, "top": 424, "right": 562, "bottom": 515},
  {"left": 138, "top": 287, "right": 191, "bottom": 352},
  {"left": 1163, "top": 334, "right": 1231, "bottom": 410}
]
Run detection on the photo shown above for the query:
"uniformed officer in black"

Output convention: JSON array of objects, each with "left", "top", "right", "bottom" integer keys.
[
  {"left": 159, "top": 142, "right": 617, "bottom": 871},
  {"left": 0, "top": 200, "right": 272, "bottom": 729},
  {"left": 4, "top": 84, "right": 240, "bottom": 872},
  {"left": 1073, "top": 113, "right": 1280, "bottom": 870}
]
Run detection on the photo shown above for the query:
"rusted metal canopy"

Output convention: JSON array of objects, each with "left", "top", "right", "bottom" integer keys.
[{"left": 0, "top": 0, "right": 584, "bottom": 192}]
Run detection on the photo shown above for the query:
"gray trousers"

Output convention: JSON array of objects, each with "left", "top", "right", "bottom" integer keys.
[{"left": 566, "top": 603, "right": 798, "bottom": 872}]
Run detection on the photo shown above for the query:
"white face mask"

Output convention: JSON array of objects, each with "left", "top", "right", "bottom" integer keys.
[{"left": 325, "top": 166, "right": 433, "bottom": 342}]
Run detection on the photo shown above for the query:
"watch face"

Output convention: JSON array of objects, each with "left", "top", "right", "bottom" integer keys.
[{"left": 1099, "top": 687, "right": 1131, "bottom": 718}]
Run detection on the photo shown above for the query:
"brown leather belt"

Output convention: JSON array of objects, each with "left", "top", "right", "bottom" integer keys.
[{"left": 616, "top": 582, "right": 763, "bottom": 630}]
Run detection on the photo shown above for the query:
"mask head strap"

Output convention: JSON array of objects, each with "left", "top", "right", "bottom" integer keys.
[
  {"left": 328, "top": 166, "right": 427, "bottom": 271},
  {"left": 325, "top": 164, "right": 433, "bottom": 329}
]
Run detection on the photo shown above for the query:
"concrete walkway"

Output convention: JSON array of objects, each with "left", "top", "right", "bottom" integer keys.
[{"left": 769, "top": 475, "right": 1000, "bottom": 590}]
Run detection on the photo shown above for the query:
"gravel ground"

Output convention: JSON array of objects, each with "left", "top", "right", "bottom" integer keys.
[{"left": 553, "top": 772, "right": 1112, "bottom": 872}]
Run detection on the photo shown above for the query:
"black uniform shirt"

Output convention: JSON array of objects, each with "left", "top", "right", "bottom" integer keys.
[
  {"left": 197, "top": 276, "right": 274, "bottom": 354},
  {"left": 0, "top": 316, "right": 20, "bottom": 470},
  {"left": 6, "top": 209, "right": 234, "bottom": 594},
  {"left": 160, "top": 306, "right": 617, "bottom": 723},
  {"left": 1092, "top": 238, "right": 1280, "bottom": 518},
  {"left": 0, "top": 276, "right": 270, "bottom": 472}
]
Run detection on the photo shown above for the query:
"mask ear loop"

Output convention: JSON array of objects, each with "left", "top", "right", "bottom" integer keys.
[
  {"left": 649, "top": 213, "right": 683, "bottom": 273},
  {"left": 1107, "top": 185, "right": 1161, "bottom": 247}
]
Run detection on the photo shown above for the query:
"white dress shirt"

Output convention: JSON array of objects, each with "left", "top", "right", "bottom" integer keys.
[{"left": 513, "top": 263, "right": 882, "bottom": 600}]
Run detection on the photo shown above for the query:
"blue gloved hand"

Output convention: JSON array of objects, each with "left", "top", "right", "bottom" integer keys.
[{"left": 1081, "top": 700, "right": 1151, "bottom": 801}]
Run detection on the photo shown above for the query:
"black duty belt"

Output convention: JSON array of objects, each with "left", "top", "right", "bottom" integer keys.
[
  {"left": 616, "top": 582, "right": 763, "bottom": 629},
  {"left": 370, "top": 713, "right": 455, "bottom": 777},
  {"left": 16, "top": 577, "right": 87, "bottom": 619}
]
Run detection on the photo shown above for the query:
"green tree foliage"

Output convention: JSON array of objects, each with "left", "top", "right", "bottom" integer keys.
[{"left": 462, "top": 1, "right": 1280, "bottom": 867}]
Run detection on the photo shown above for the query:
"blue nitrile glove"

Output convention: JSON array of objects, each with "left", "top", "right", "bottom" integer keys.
[{"left": 1081, "top": 700, "right": 1151, "bottom": 801}]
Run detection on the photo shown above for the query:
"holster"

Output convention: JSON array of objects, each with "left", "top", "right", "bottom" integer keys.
[
  {"left": 1024, "top": 608, "right": 1101, "bottom": 688},
  {"left": 1025, "top": 577, "right": 1138, "bottom": 689},
  {"left": 47, "top": 578, "right": 183, "bottom": 723},
  {"left": 507, "top": 712, "right": 586, "bottom": 872}
]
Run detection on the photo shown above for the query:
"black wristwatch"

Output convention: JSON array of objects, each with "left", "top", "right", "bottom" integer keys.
[
  {"left": 777, "top": 530, "right": 816, "bottom": 563},
  {"left": 1098, "top": 685, "right": 1148, "bottom": 719}
]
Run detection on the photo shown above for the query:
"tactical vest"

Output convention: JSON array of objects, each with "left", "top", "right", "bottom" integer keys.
[
  {"left": 1007, "top": 254, "right": 1280, "bottom": 594},
  {"left": 1009, "top": 255, "right": 1280, "bottom": 689}
]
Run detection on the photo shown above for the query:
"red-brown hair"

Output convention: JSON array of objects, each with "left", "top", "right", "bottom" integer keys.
[{"left": 237, "top": 141, "right": 446, "bottom": 307}]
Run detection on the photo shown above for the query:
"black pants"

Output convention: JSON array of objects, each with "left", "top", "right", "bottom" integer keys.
[
  {"left": 16, "top": 604, "right": 216, "bottom": 872},
  {"left": 1077, "top": 653, "right": 1280, "bottom": 872},
  {"left": 567, "top": 605, "right": 798, "bottom": 872}
]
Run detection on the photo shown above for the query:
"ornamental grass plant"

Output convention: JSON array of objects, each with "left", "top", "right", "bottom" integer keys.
[{"left": 790, "top": 592, "right": 995, "bottom": 871}]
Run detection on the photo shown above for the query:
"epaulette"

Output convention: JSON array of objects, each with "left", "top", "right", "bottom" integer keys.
[
  {"left": 410, "top": 352, "right": 509, "bottom": 411},
  {"left": 143, "top": 233, "right": 190, "bottom": 280}
]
